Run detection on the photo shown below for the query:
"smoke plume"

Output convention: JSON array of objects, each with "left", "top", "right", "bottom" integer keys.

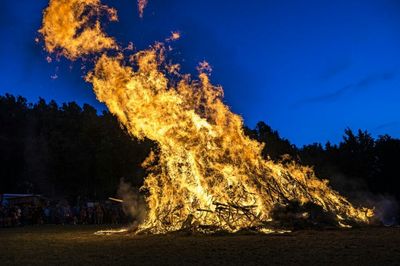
[{"left": 117, "top": 179, "right": 147, "bottom": 228}]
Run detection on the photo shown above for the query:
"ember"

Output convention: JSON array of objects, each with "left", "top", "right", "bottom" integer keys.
[
  {"left": 138, "top": 0, "right": 148, "bottom": 18},
  {"left": 39, "top": 0, "right": 374, "bottom": 234}
]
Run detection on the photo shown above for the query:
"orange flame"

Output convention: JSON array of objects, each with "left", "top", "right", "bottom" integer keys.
[
  {"left": 167, "top": 31, "right": 181, "bottom": 42},
  {"left": 138, "top": 0, "right": 148, "bottom": 18},
  {"left": 39, "top": 0, "right": 117, "bottom": 60},
  {"left": 39, "top": 0, "right": 373, "bottom": 234}
]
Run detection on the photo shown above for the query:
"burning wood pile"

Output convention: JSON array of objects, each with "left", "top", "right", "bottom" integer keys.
[{"left": 39, "top": 0, "right": 374, "bottom": 234}]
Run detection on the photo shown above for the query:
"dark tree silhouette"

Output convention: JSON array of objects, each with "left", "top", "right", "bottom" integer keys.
[
  {"left": 1, "top": 94, "right": 400, "bottom": 215},
  {"left": 0, "top": 94, "right": 153, "bottom": 200},
  {"left": 245, "top": 121, "right": 297, "bottom": 161}
]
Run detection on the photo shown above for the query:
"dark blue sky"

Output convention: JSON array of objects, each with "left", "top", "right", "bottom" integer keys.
[{"left": 1, "top": 0, "right": 400, "bottom": 145}]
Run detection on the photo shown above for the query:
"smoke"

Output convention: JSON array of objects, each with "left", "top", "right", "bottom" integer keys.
[
  {"left": 328, "top": 173, "right": 398, "bottom": 226},
  {"left": 117, "top": 179, "right": 147, "bottom": 228},
  {"left": 367, "top": 195, "right": 398, "bottom": 226}
]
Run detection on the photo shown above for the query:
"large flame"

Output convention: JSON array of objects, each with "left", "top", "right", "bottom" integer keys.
[
  {"left": 39, "top": 0, "right": 373, "bottom": 233},
  {"left": 39, "top": 0, "right": 118, "bottom": 60}
]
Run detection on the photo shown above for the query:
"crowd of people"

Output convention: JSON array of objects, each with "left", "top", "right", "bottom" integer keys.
[{"left": 0, "top": 201, "right": 128, "bottom": 228}]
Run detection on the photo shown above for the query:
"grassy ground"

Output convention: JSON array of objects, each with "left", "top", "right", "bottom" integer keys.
[{"left": 1, "top": 225, "right": 400, "bottom": 265}]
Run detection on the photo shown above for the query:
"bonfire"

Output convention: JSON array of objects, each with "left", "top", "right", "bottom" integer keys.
[{"left": 39, "top": 0, "right": 373, "bottom": 234}]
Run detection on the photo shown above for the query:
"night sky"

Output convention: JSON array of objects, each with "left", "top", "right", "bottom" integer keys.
[{"left": 1, "top": 0, "right": 400, "bottom": 145}]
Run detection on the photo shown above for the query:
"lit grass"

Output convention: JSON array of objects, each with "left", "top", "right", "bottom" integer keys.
[{"left": 0, "top": 225, "right": 400, "bottom": 265}]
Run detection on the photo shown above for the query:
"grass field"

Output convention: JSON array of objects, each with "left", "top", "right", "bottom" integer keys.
[{"left": 1, "top": 225, "right": 400, "bottom": 265}]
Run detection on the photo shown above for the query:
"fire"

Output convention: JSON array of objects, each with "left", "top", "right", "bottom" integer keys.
[
  {"left": 138, "top": 0, "right": 148, "bottom": 18},
  {"left": 167, "top": 31, "right": 181, "bottom": 42},
  {"left": 39, "top": 0, "right": 118, "bottom": 60},
  {"left": 39, "top": 0, "right": 373, "bottom": 234}
]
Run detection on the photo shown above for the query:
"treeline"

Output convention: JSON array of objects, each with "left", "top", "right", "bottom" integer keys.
[
  {"left": 1, "top": 94, "right": 400, "bottom": 204},
  {"left": 247, "top": 122, "right": 400, "bottom": 204},
  {"left": 0, "top": 94, "right": 153, "bottom": 200}
]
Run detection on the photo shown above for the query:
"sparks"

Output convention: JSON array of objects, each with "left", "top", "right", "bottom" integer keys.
[{"left": 138, "top": 0, "right": 148, "bottom": 18}]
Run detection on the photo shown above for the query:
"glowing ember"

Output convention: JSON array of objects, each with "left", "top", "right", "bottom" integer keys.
[
  {"left": 138, "top": 0, "right": 148, "bottom": 18},
  {"left": 94, "top": 228, "right": 129, "bottom": 235},
  {"left": 167, "top": 31, "right": 181, "bottom": 42},
  {"left": 39, "top": 0, "right": 374, "bottom": 234}
]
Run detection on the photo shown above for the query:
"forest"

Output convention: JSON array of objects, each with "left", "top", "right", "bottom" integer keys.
[{"left": 1, "top": 93, "right": 399, "bottom": 217}]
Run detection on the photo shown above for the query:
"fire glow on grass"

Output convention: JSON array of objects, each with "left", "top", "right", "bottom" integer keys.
[{"left": 39, "top": 0, "right": 374, "bottom": 234}]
